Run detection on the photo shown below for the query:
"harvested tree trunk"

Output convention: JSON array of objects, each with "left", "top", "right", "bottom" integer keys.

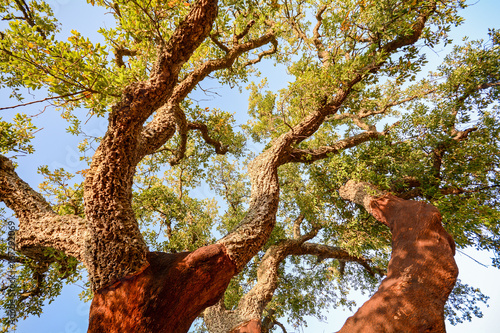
[
  {"left": 88, "top": 245, "right": 236, "bottom": 333},
  {"left": 338, "top": 181, "right": 458, "bottom": 333}
]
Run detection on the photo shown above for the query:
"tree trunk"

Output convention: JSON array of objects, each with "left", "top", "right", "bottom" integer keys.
[
  {"left": 338, "top": 181, "right": 458, "bottom": 333},
  {"left": 88, "top": 245, "right": 236, "bottom": 333}
]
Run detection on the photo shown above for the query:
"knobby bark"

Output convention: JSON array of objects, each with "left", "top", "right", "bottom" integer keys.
[
  {"left": 0, "top": 155, "right": 87, "bottom": 263},
  {"left": 83, "top": 0, "right": 220, "bottom": 291},
  {"left": 337, "top": 180, "right": 458, "bottom": 333},
  {"left": 204, "top": 216, "right": 383, "bottom": 333}
]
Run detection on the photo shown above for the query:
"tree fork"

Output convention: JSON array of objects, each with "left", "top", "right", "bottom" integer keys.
[{"left": 338, "top": 180, "right": 458, "bottom": 332}]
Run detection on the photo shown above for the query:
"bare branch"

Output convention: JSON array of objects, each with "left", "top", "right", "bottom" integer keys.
[
  {"left": 243, "top": 36, "right": 278, "bottom": 67},
  {"left": 337, "top": 179, "right": 457, "bottom": 332},
  {"left": 292, "top": 214, "right": 304, "bottom": 239},
  {"left": 286, "top": 130, "right": 385, "bottom": 163},
  {"left": 273, "top": 320, "right": 288, "bottom": 333},
  {"left": 0, "top": 90, "right": 91, "bottom": 111},
  {"left": 188, "top": 122, "right": 229, "bottom": 155},
  {"left": 114, "top": 47, "right": 137, "bottom": 68},
  {"left": 210, "top": 33, "right": 229, "bottom": 53},
  {"left": 312, "top": 5, "right": 330, "bottom": 65}
]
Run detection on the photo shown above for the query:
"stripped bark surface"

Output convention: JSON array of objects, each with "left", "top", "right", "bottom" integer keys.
[{"left": 338, "top": 181, "right": 458, "bottom": 333}]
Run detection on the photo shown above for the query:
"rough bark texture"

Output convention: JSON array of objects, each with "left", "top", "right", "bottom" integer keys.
[
  {"left": 0, "top": 155, "right": 87, "bottom": 263},
  {"left": 205, "top": 216, "right": 382, "bottom": 333},
  {"left": 338, "top": 181, "right": 458, "bottom": 333},
  {"left": 88, "top": 244, "right": 236, "bottom": 333},
  {"left": 83, "top": 0, "right": 219, "bottom": 291}
]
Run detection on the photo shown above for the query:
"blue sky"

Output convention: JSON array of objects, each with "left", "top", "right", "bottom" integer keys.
[{"left": 1, "top": 0, "right": 499, "bottom": 332}]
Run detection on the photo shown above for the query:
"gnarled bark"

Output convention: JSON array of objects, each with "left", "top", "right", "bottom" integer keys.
[
  {"left": 83, "top": 0, "right": 220, "bottom": 291},
  {"left": 0, "top": 155, "right": 87, "bottom": 263},
  {"left": 338, "top": 180, "right": 458, "bottom": 332},
  {"left": 205, "top": 216, "right": 383, "bottom": 333}
]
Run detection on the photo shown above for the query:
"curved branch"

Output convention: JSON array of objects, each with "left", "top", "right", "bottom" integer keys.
[
  {"left": 206, "top": 218, "right": 382, "bottom": 332},
  {"left": 217, "top": 0, "right": 437, "bottom": 291},
  {"left": 338, "top": 180, "right": 457, "bottom": 332},
  {"left": 0, "top": 155, "right": 87, "bottom": 263},
  {"left": 286, "top": 130, "right": 385, "bottom": 164},
  {"left": 243, "top": 37, "right": 278, "bottom": 67},
  {"left": 114, "top": 47, "right": 137, "bottom": 68},
  {"left": 84, "top": 0, "right": 220, "bottom": 290},
  {"left": 139, "top": 30, "right": 276, "bottom": 155},
  {"left": 312, "top": 5, "right": 329, "bottom": 66},
  {"left": 188, "top": 122, "right": 229, "bottom": 154}
]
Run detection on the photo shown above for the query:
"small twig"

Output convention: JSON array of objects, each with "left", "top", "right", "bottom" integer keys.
[
  {"left": 457, "top": 249, "right": 489, "bottom": 268},
  {"left": 0, "top": 91, "right": 88, "bottom": 111}
]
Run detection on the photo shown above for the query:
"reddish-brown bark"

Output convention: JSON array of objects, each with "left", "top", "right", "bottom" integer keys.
[
  {"left": 229, "top": 320, "right": 261, "bottom": 333},
  {"left": 88, "top": 244, "right": 236, "bottom": 333},
  {"left": 338, "top": 187, "right": 458, "bottom": 333}
]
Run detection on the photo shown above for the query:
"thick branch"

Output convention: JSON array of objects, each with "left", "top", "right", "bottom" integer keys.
[
  {"left": 139, "top": 31, "right": 276, "bottom": 155},
  {"left": 338, "top": 180, "right": 457, "bottom": 332},
  {"left": 0, "top": 155, "right": 87, "bottom": 263},
  {"left": 83, "top": 0, "right": 220, "bottom": 290},
  {"left": 217, "top": 0, "right": 436, "bottom": 288},
  {"left": 206, "top": 219, "right": 381, "bottom": 332}
]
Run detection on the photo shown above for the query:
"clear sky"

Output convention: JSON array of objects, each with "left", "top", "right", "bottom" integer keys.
[{"left": 1, "top": 0, "right": 499, "bottom": 332}]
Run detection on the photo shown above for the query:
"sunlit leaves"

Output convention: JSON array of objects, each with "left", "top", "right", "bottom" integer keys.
[{"left": 0, "top": 114, "right": 37, "bottom": 156}]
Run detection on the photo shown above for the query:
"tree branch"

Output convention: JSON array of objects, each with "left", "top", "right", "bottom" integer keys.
[
  {"left": 188, "top": 122, "right": 229, "bottom": 154},
  {"left": 13, "top": 0, "right": 47, "bottom": 38},
  {"left": 210, "top": 33, "right": 229, "bottom": 53},
  {"left": 206, "top": 217, "right": 382, "bottom": 332},
  {"left": 217, "top": 0, "right": 437, "bottom": 284},
  {"left": 312, "top": 5, "right": 330, "bottom": 66},
  {"left": 138, "top": 30, "right": 276, "bottom": 156},
  {"left": 0, "top": 90, "right": 91, "bottom": 111},
  {"left": 0, "top": 155, "right": 87, "bottom": 263},
  {"left": 243, "top": 36, "right": 278, "bottom": 67},
  {"left": 233, "top": 19, "right": 256, "bottom": 44},
  {"left": 338, "top": 179, "right": 458, "bottom": 332},
  {"left": 113, "top": 47, "right": 137, "bottom": 68},
  {"left": 286, "top": 130, "right": 385, "bottom": 164}
]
